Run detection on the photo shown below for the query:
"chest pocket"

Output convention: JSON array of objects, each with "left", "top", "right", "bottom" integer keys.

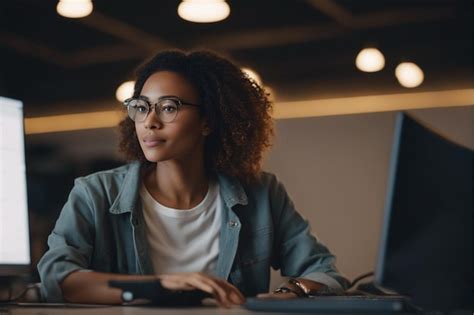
[{"left": 238, "top": 226, "right": 273, "bottom": 268}]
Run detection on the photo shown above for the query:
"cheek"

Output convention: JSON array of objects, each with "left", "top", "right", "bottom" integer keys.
[
  {"left": 171, "top": 125, "right": 204, "bottom": 147},
  {"left": 134, "top": 123, "right": 146, "bottom": 146},
  {"left": 135, "top": 121, "right": 149, "bottom": 136},
  {"left": 166, "top": 123, "right": 206, "bottom": 154}
]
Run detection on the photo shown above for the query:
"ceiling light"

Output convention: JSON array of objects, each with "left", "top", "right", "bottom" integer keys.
[
  {"left": 116, "top": 81, "right": 135, "bottom": 102},
  {"left": 355, "top": 48, "right": 385, "bottom": 72},
  {"left": 241, "top": 67, "right": 262, "bottom": 86},
  {"left": 178, "top": 0, "right": 230, "bottom": 23},
  {"left": 395, "top": 62, "right": 424, "bottom": 88},
  {"left": 56, "top": 0, "right": 93, "bottom": 18}
]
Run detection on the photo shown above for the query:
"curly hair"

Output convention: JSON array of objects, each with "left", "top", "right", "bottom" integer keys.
[{"left": 118, "top": 50, "right": 273, "bottom": 183}]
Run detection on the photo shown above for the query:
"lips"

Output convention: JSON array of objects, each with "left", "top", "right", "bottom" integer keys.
[{"left": 143, "top": 136, "right": 166, "bottom": 148}]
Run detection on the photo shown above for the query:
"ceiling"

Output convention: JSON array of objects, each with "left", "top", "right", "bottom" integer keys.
[{"left": 0, "top": 0, "right": 472, "bottom": 117}]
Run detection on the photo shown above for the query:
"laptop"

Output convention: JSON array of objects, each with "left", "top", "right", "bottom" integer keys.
[{"left": 245, "top": 112, "right": 473, "bottom": 312}]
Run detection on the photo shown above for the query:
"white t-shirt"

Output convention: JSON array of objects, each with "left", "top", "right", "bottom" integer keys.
[{"left": 140, "top": 180, "right": 221, "bottom": 275}]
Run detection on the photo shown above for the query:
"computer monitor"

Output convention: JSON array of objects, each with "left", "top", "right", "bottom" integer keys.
[
  {"left": 0, "top": 96, "right": 31, "bottom": 278},
  {"left": 374, "top": 112, "right": 473, "bottom": 311}
]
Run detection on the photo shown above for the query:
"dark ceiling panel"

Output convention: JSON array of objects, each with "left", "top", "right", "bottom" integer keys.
[
  {"left": 93, "top": 0, "right": 332, "bottom": 42},
  {"left": 1, "top": 0, "right": 119, "bottom": 52},
  {"left": 0, "top": 0, "right": 471, "bottom": 115},
  {"left": 337, "top": 0, "right": 460, "bottom": 15}
]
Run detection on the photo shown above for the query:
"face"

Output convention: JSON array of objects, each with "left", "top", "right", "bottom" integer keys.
[{"left": 135, "top": 71, "right": 209, "bottom": 163}]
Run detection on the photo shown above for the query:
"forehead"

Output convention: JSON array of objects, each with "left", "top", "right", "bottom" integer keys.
[{"left": 140, "top": 71, "right": 199, "bottom": 101}]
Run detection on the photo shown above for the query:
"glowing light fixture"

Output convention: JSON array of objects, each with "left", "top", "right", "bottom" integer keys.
[
  {"left": 395, "top": 62, "right": 424, "bottom": 88},
  {"left": 178, "top": 0, "right": 230, "bottom": 23},
  {"left": 355, "top": 48, "right": 385, "bottom": 72},
  {"left": 116, "top": 81, "right": 135, "bottom": 102},
  {"left": 241, "top": 67, "right": 262, "bottom": 86},
  {"left": 56, "top": 0, "right": 93, "bottom": 18}
]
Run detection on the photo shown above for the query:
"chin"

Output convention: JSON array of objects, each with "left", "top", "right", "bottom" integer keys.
[{"left": 143, "top": 151, "right": 172, "bottom": 163}]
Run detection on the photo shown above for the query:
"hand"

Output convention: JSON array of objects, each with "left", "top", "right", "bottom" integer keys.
[{"left": 157, "top": 272, "right": 245, "bottom": 308}]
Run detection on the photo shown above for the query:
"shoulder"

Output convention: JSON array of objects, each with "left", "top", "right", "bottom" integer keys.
[
  {"left": 242, "top": 171, "right": 282, "bottom": 193},
  {"left": 71, "top": 162, "right": 142, "bottom": 204},
  {"left": 217, "top": 170, "right": 281, "bottom": 195},
  {"left": 225, "top": 171, "right": 287, "bottom": 207},
  {"left": 74, "top": 162, "right": 138, "bottom": 187},
  {"left": 65, "top": 162, "right": 142, "bottom": 213}
]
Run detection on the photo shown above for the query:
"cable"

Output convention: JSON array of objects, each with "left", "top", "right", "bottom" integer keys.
[
  {"left": 348, "top": 271, "right": 374, "bottom": 289},
  {"left": 0, "top": 282, "right": 36, "bottom": 303},
  {"left": 8, "top": 284, "right": 35, "bottom": 302}
]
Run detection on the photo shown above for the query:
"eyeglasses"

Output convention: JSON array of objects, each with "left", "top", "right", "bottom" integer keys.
[{"left": 123, "top": 95, "right": 200, "bottom": 123}]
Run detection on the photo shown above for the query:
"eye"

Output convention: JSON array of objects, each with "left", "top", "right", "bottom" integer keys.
[
  {"left": 162, "top": 105, "right": 177, "bottom": 113},
  {"left": 128, "top": 99, "right": 149, "bottom": 113},
  {"left": 135, "top": 104, "right": 148, "bottom": 113},
  {"left": 160, "top": 100, "right": 178, "bottom": 114}
]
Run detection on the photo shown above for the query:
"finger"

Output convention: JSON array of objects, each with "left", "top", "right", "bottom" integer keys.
[
  {"left": 166, "top": 274, "right": 228, "bottom": 308},
  {"left": 160, "top": 274, "right": 229, "bottom": 306},
  {"left": 161, "top": 275, "right": 228, "bottom": 307},
  {"left": 160, "top": 273, "right": 241, "bottom": 307},
  {"left": 205, "top": 276, "right": 245, "bottom": 306},
  {"left": 229, "top": 290, "right": 246, "bottom": 305},
  {"left": 196, "top": 277, "right": 232, "bottom": 307},
  {"left": 160, "top": 274, "right": 217, "bottom": 294},
  {"left": 192, "top": 274, "right": 243, "bottom": 307},
  {"left": 185, "top": 276, "right": 218, "bottom": 296},
  {"left": 160, "top": 277, "right": 195, "bottom": 291},
  {"left": 213, "top": 278, "right": 245, "bottom": 304}
]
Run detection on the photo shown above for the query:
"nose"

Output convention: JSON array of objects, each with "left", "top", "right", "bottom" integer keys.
[{"left": 143, "top": 106, "right": 163, "bottom": 129}]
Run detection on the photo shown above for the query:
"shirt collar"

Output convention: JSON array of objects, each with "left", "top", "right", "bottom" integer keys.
[
  {"left": 109, "top": 161, "right": 142, "bottom": 214},
  {"left": 109, "top": 162, "right": 248, "bottom": 214},
  {"left": 216, "top": 172, "right": 248, "bottom": 208}
]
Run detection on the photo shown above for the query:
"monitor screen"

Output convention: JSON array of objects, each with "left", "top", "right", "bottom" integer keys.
[
  {"left": 375, "top": 112, "right": 473, "bottom": 311},
  {"left": 0, "top": 96, "right": 31, "bottom": 276}
]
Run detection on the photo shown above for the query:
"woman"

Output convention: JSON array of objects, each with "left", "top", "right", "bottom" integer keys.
[{"left": 38, "top": 50, "right": 349, "bottom": 307}]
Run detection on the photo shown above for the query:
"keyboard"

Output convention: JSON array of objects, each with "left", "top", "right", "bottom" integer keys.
[{"left": 245, "top": 295, "right": 415, "bottom": 313}]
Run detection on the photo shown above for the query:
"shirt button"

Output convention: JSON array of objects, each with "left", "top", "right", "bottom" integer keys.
[{"left": 229, "top": 221, "right": 239, "bottom": 228}]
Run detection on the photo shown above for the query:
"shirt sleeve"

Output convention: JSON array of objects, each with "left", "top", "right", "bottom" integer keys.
[
  {"left": 268, "top": 175, "right": 350, "bottom": 292},
  {"left": 37, "top": 179, "right": 95, "bottom": 302}
]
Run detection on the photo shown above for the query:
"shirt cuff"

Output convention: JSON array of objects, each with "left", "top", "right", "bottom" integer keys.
[
  {"left": 40, "top": 262, "right": 85, "bottom": 302},
  {"left": 300, "top": 271, "right": 346, "bottom": 293}
]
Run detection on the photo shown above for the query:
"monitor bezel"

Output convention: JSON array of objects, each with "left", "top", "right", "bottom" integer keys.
[{"left": 373, "top": 112, "right": 404, "bottom": 285}]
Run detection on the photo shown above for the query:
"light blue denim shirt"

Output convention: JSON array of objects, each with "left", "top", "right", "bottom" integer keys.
[{"left": 37, "top": 162, "right": 349, "bottom": 302}]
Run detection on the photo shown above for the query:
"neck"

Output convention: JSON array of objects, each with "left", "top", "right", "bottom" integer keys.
[{"left": 145, "top": 157, "right": 209, "bottom": 209}]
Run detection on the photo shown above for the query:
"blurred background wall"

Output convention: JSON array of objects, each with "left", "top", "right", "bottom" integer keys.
[{"left": 0, "top": 0, "right": 472, "bottom": 285}]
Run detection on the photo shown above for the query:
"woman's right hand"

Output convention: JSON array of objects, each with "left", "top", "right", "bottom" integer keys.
[{"left": 157, "top": 272, "right": 245, "bottom": 307}]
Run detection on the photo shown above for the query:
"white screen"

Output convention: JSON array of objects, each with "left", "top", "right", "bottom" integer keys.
[{"left": 0, "top": 97, "right": 30, "bottom": 265}]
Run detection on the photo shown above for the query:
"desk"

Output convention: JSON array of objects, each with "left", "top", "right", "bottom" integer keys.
[
  {"left": 2, "top": 305, "right": 256, "bottom": 315},
  {"left": 1, "top": 305, "right": 457, "bottom": 315}
]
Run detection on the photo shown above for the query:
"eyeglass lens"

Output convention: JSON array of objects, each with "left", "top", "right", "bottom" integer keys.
[{"left": 127, "top": 99, "right": 179, "bottom": 123}]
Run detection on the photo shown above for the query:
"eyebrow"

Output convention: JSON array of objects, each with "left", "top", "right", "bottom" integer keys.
[{"left": 138, "top": 95, "right": 179, "bottom": 101}]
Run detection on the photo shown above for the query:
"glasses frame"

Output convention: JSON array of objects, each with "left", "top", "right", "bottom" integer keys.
[{"left": 123, "top": 95, "right": 200, "bottom": 123}]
